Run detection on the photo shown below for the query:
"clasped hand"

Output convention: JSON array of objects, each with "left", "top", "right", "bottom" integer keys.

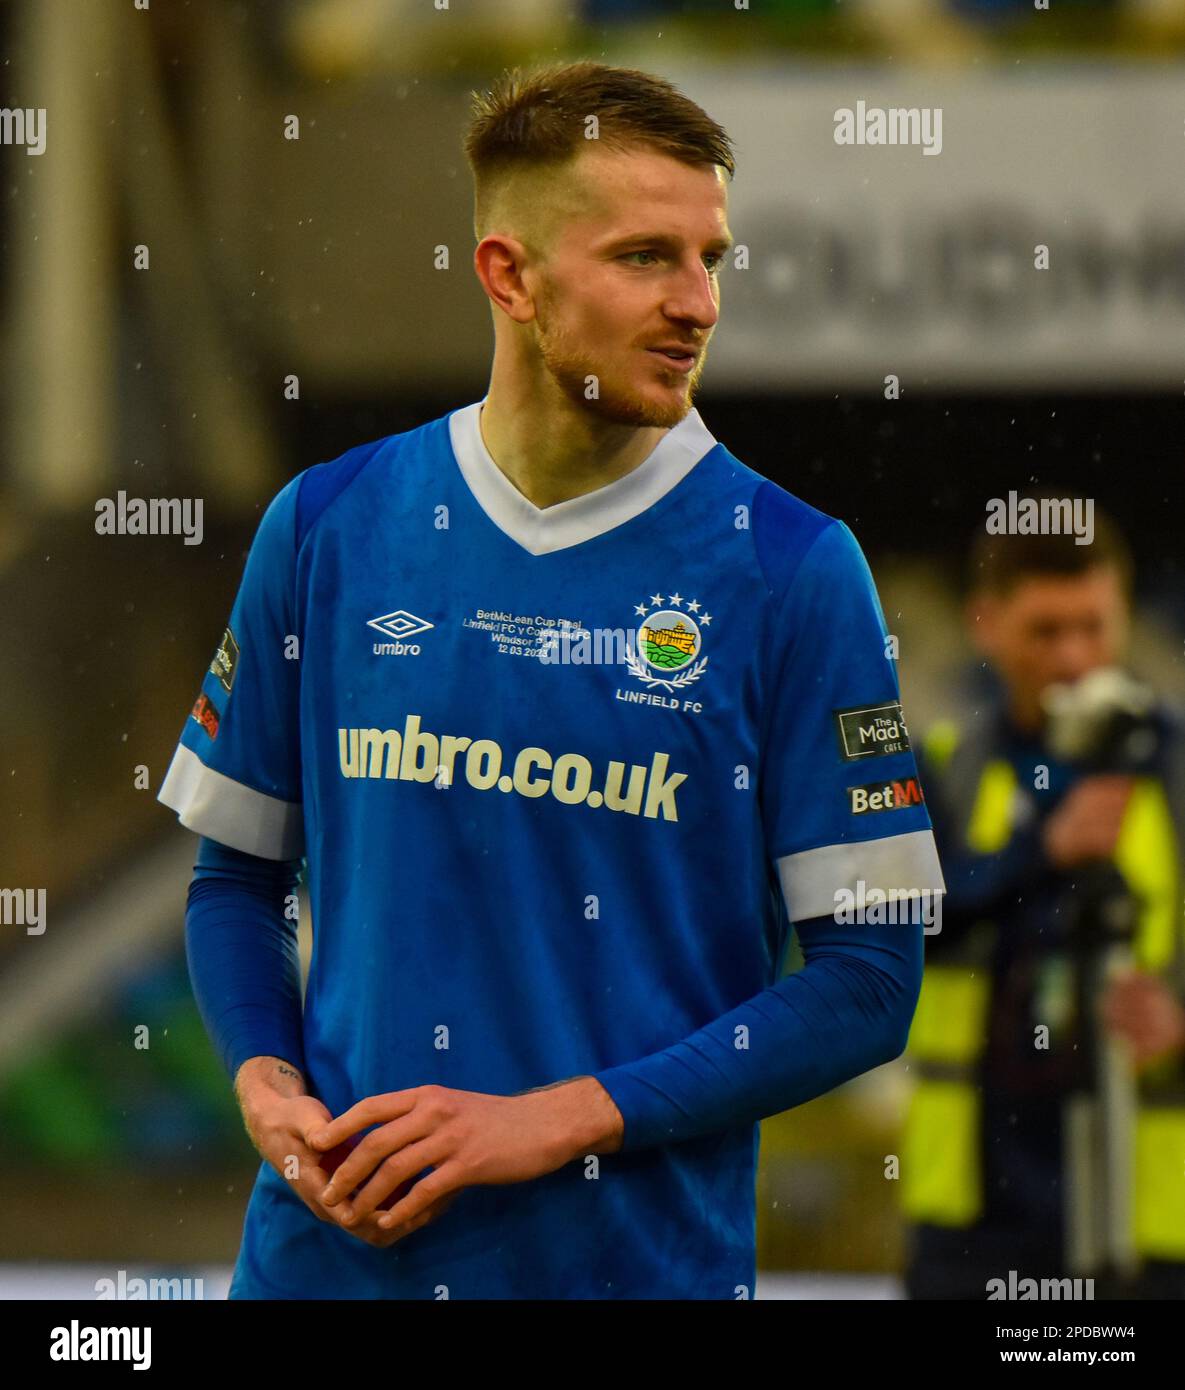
[{"left": 243, "top": 1072, "right": 622, "bottom": 1250}]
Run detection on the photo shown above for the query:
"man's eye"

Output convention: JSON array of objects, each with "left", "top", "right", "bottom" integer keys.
[{"left": 622, "top": 250, "right": 723, "bottom": 270}]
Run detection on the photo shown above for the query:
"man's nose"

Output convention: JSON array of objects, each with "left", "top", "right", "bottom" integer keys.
[
  {"left": 663, "top": 262, "right": 719, "bottom": 330},
  {"left": 1051, "top": 633, "right": 1101, "bottom": 683}
]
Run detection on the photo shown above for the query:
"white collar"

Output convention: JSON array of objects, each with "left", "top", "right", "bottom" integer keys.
[{"left": 447, "top": 399, "right": 717, "bottom": 556}]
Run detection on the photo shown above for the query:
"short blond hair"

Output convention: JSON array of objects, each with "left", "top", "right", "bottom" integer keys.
[{"left": 464, "top": 60, "right": 735, "bottom": 242}]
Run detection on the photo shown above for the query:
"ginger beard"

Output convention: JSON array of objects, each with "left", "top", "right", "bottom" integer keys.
[{"left": 531, "top": 273, "right": 707, "bottom": 430}]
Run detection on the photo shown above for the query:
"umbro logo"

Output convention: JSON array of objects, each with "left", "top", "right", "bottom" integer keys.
[
  {"left": 368, "top": 609, "right": 433, "bottom": 640},
  {"left": 368, "top": 608, "right": 433, "bottom": 656}
]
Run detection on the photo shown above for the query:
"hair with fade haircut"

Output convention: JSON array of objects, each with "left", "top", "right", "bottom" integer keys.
[
  {"left": 969, "top": 490, "right": 1133, "bottom": 598},
  {"left": 463, "top": 60, "right": 736, "bottom": 242}
]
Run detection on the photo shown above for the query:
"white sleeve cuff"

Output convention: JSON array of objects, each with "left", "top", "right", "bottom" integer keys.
[
  {"left": 157, "top": 743, "right": 304, "bottom": 860},
  {"left": 776, "top": 829, "right": 945, "bottom": 923}
]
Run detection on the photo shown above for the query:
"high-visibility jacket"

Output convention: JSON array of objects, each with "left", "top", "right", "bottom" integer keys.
[{"left": 901, "top": 709, "right": 1185, "bottom": 1258}]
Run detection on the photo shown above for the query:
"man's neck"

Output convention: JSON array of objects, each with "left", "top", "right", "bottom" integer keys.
[{"left": 478, "top": 385, "right": 673, "bottom": 510}]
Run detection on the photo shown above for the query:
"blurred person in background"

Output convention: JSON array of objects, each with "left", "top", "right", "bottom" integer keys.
[{"left": 901, "top": 498, "right": 1185, "bottom": 1298}]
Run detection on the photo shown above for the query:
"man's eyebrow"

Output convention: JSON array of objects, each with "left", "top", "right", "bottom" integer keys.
[{"left": 605, "top": 231, "right": 735, "bottom": 254}]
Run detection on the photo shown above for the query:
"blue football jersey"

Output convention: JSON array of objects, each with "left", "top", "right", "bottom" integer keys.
[{"left": 159, "top": 399, "right": 943, "bottom": 1298}]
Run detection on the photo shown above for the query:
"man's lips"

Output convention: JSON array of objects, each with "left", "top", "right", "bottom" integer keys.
[{"left": 646, "top": 346, "right": 699, "bottom": 373}]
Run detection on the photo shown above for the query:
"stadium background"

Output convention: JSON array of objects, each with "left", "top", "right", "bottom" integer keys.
[{"left": 1, "top": 0, "right": 1183, "bottom": 1298}]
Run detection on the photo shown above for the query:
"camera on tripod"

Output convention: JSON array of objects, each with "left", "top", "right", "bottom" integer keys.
[
  {"left": 1042, "top": 666, "right": 1158, "bottom": 776},
  {"left": 1040, "top": 668, "right": 1161, "bottom": 1285}
]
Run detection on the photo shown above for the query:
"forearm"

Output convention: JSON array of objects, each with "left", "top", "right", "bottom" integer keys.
[
  {"left": 186, "top": 835, "right": 307, "bottom": 1084},
  {"left": 592, "top": 908, "right": 924, "bottom": 1153}
]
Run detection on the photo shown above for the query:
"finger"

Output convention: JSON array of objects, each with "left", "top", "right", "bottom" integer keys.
[
  {"left": 280, "top": 1147, "right": 342, "bottom": 1224},
  {"left": 289, "top": 1096, "right": 333, "bottom": 1126},
  {"left": 275, "top": 1138, "right": 333, "bottom": 1193},
  {"left": 278, "top": 1127, "right": 363, "bottom": 1225},
  {"left": 344, "top": 1142, "right": 440, "bottom": 1223},
  {"left": 377, "top": 1209, "right": 436, "bottom": 1245},
  {"left": 322, "top": 1114, "right": 431, "bottom": 1207},
  {"left": 342, "top": 1166, "right": 418, "bottom": 1226},
  {"left": 372, "top": 1190, "right": 460, "bottom": 1246},
  {"left": 320, "top": 1130, "right": 396, "bottom": 1207},
  {"left": 345, "top": 1191, "right": 449, "bottom": 1247},
  {"left": 302, "top": 1114, "right": 345, "bottom": 1151},
  {"left": 335, "top": 1211, "right": 408, "bottom": 1247},
  {"left": 310, "top": 1090, "right": 418, "bottom": 1152},
  {"left": 376, "top": 1164, "right": 458, "bottom": 1231}
]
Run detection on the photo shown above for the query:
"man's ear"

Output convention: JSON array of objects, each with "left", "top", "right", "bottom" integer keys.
[{"left": 965, "top": 589, "right": 999, "bottom": 658}]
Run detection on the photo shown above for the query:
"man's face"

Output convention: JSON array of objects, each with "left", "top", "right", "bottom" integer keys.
[
  {"left": 970, "top": 566, "right": 1129, "bottom": 724},
  {"left": 526, "top": 145, "right": 731, "bottom": 428}
]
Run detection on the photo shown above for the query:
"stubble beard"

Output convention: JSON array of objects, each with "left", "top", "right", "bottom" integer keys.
[{"left": 534, "top": 292, "right": 701, "bottom": 430}]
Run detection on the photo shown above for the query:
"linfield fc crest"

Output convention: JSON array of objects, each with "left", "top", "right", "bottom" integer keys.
[{"left": 627, "top": 592, "right": 711, "bottom": 692}]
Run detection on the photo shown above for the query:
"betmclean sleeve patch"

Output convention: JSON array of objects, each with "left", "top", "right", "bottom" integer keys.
[{"left": 757, "top": 515, "right": 945, "bottom": 922}]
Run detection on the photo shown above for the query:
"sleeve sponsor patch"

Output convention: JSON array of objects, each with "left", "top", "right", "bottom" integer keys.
[
  {"left": 849, "top": 776, "right": 923, "bottom": 814},
  {"left": 190, "top": 691, "right": 220, "bottom": 740},
  {"left": 209, "top": 627, "right": 240, "bottom": 694},
  {"left": 834, "top": 701, "right": 911, "bottom": 761}
]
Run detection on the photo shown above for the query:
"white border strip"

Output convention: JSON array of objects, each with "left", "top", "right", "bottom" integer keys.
[
  {"left": 777, "top": 829, "right": 945, "bottom": 924},
  {"left": 157, "top": 743, "right": 304, "bottom": 860},
  {"left": 448, "top": 399, "right": 718, "bottom": 555}
]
